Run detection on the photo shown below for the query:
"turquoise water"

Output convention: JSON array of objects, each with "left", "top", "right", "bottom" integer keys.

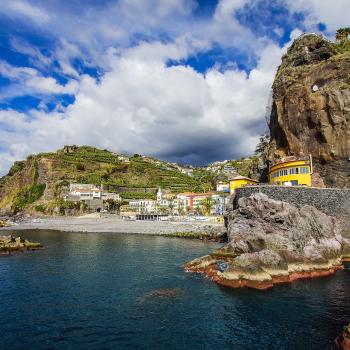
[{"left": 0, "top": 230, "right": 349, "bottom": 350}]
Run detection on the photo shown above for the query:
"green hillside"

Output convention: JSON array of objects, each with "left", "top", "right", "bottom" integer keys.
[{"left": 0, "top": 146, "right": 217, "bottom": 213}]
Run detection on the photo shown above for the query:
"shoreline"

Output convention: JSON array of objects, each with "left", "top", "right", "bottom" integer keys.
[{"left": 0, "top": 216, "right": 226, "bottom": 240}]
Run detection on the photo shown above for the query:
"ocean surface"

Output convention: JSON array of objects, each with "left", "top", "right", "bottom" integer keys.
[{"left": 0, "top": 230, "right": 349, "bottom": 350}]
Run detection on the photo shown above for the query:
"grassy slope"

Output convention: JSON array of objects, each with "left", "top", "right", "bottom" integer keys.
[{"left": 0, "top": 146, "right": 217, "bottom": 211}]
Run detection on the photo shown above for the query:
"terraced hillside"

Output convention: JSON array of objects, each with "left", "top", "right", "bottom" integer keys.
[{"left": 0, "top": 146, "right": 216, "bottom": 213}]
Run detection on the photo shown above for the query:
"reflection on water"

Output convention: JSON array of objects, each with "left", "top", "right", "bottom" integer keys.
[{"left": 0, "top": 230, "right": 349, "bottom": 350}]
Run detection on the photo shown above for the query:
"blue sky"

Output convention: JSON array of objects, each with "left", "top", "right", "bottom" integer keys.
[{"left": 0, "top": 0, "right": 348, "bottom": 174}]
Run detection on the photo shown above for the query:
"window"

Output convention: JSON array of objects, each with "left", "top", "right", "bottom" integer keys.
[
  {"left": 289, "top": 167, "right": 299, "bottom": 175},
  {"left": 280, "top": 169, "right": 288, "bottom": 176},
  {"left": 300, "top": 166, "right": 309, "bottom": 174}
]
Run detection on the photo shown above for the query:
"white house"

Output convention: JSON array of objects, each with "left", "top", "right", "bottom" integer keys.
[
  {"left": 67, "top": 184, "right": 120, "bottom": 201},
  {"left": 129, "top": 200, "right": 157, "bottom": 213},
  {"left": 216, "top": 182, "right": 230, "bottom": 193}
]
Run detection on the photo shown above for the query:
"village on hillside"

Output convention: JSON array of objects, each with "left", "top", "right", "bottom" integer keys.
[{"left": 62, "top": 155, "right": 313, "bottom": 221}]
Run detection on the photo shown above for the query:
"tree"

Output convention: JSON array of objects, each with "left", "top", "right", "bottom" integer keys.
[
  {"left": 200, "top": 197, "right": 215, "bottom": 216},
  {"left": 159, "top": 206, "right": 169, "bottom": 215},
  {"left": 168, "top": 201, "right": 175, "bottom": 215},
  {"left": 198, "top": 173, "right": 216, "bottom": 192},
  {"left": 336, "top": 28, "right": 350, "bottom": 42},
  {"left": 178, "top": 207, "right": 185, "bottom": 216},
  {"left": 106, "top": 199, "right": 121, "bottom": 213},
  {"left": 194, "top": 205, "right": 203, "bottom": 216},
  {"left": 255, "top": 133, "right": 270, "bottom": 156}
]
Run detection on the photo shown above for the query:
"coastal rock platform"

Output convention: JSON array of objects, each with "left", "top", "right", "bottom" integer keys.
[
  {"left": 185, "top": 193, "right": 350, "bottom": 290},
  {"left": 0, "top": 235, "right": 42, "bottom": 254}
]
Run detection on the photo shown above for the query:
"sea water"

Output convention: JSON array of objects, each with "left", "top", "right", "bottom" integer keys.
[{"left": 0, "top": 230, "right": 349, "bottom": 350}]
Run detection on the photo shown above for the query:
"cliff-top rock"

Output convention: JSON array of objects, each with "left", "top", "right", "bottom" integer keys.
[
  {"left": 185, "top": 193, "right": 350, "bottom": 289},
  {"left": 268, "top": 33, "right": 350, "bottom": 187}
]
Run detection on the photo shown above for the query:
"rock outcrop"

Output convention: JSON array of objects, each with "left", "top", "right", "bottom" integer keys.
[
  {"left": 0, "top": 220, "right": 11, "bottom": 227},
  {"left": 334, "top": 324, "right": 350, "bottom": 350},
  {"left": 0, "top": 235, "right": 42, "bottom": 254},
  {"left": 185, "top": 193, "right": 350, "bottom": 289},
  {"left": 268, "top": 33, "right": 350, "bottom": 188}
]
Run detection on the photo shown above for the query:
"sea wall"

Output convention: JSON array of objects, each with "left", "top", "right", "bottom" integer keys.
[{"left": 231, "top": 185, "right": 350, "bottom": 235}]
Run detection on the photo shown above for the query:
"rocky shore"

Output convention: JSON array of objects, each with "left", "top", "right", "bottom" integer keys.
[
  {"left": 0, "top": 235, "right": 42, "bottom": 255},
  {"left": 185, "top": 193, "right": 350, "bottom": 290},
  {"left": 334, "top": 324, "right": 350, "bottom": 350}
]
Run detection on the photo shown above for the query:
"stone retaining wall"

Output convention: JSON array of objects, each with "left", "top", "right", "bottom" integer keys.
[{"left": 232, "top": 186, "right": 350, "bottom": 235}]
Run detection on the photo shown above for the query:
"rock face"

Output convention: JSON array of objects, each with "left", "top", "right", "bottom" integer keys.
[
  {"left": 334, "top": 324, "right": 350, "bottom": 350},
  {"left": 185, "top": 193, "right": 350, "bottom": 289},
  {"left": 0, "top": 235, "right": 42, "bottom": 254},
  {"left": 268, "top": 34, "right": 350, "bottom": 188}
]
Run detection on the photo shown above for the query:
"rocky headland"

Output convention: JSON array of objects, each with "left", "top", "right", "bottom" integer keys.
[
  {"left": 268, "top": 33, "right": 350, "bottom": 188},
  {"left": 185, "top": 193, "right": 350, "bottom": 290},
  {"left": 0, "top": 235, "right": 42, "bottom": 255}
]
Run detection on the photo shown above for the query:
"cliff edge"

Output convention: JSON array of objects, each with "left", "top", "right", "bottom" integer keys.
[{"left": 268, "top": 33, "right": 350, "bottom": 187}]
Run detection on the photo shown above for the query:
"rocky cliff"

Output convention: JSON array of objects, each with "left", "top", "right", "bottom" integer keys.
[
  {"left": 268, "top": 33, "right": 350, "bottom": 187},
  {"left": 185, "top": 193, "right": 350, "bottom": 289}
]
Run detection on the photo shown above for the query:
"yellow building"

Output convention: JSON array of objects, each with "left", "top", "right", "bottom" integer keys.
[
  {"left": 269, "top": 159, "right": 311, "bottom": 186},
  {"left": 229, "top": 176, "right": 258, "bottom": 194}
]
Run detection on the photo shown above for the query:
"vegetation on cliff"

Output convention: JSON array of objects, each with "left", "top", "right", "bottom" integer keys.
[{"left": 0, "top": 146, "right": 217, "bottom": 213}]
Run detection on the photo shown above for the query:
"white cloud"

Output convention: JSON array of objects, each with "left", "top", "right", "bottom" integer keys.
[
  {"left": 286, "top": 0, "right": 349, "bottom": 34},
  {"left": 2, "top": 0, "right": 50, "bottom": 24},
  {"left": 0, "top": 0, "right": 315, "bottom": 175},
  {"left": 0, "top": 61, "right": 79, "bottom": 99},
  {"left": 10, "top": 37, "right": 53, "bottom": 69},
  {"left": 0, "top": 38, "right": 287, "bottom": 175}
]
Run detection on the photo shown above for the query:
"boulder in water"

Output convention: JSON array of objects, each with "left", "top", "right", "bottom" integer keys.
[{"left": 185, "top": 193, "right": 349, "bottom": 290}]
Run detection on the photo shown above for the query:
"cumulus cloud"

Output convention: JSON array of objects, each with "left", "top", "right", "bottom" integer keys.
[
  {"left": 0, "top": 61, "right": 79, "bottom": 99},
  {"left": 3, "top": 0, "right": 340, "bottom": 175},
  {"left": 286, "top": 0, "right": 349, "bottom": 33},
  {"left": 0, "top": 37, "right": 286, "bottom": 174}
]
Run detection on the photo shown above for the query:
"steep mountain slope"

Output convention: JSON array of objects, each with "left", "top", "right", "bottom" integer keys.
[
  {"left": 0, "top": 146, "right": 216, "bottom": 213},
  {"left": 268, "top": 33, "right": 350, "bottom": 187}
]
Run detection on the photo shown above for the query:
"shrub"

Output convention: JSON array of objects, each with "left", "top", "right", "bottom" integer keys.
[
  {"left": 76, "top": 163, "right": 85, "bottom": 171},
  {"left": 35, "top": 204, "right": 46, "bottom": 213},
  {"left": 11, "top": 183, "right": 46, "bottom": 213},
  {"left": 7, "top": 161, "right": 26, "bottom": 176},
  {"left": 120, "top": 192, "right": 156, "bottom": 200}
]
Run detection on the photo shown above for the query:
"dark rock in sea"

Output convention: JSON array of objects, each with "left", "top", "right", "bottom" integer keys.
[
  {"left": 0, "top": 235, "right": 42, "bottom": 254},
  {"left": 185, "top": 193, "right": 350, "bottom": 290},
  {"left": 334, "top": 323, "right": 350, "bottom": 350}
]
